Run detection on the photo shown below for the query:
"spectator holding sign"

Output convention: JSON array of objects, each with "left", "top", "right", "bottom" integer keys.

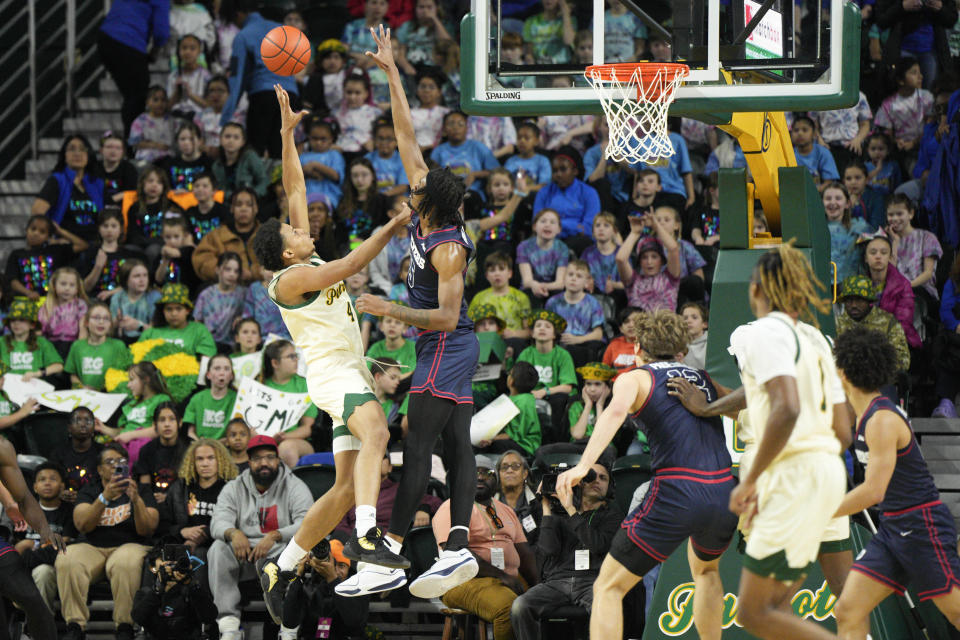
[
  {"left": 259, "top": 340, "right": 318, "bottom": 467},
  {"left": 96, "top": 362, "right": 172, "bottom": 465},
  {"left": 184, "top": 354, "right": 237, "bottom": 440}
]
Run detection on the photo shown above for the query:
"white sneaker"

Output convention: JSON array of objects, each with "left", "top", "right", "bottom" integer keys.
[
  {"left": 408, "top": 549, "right": 478, "bottom": 599},
  {"left": 335, "top": 561, "right": 408, "bottom": 597}
]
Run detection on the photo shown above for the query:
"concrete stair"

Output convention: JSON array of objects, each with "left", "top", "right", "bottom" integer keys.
[{"left": 915, "top": 418, "right": 960, "bottom": 522}]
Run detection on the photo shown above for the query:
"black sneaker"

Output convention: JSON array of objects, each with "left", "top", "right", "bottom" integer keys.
[
  {"left": 342, "top": 527, "right": 411, "bottom": 569},
  {"left": 115, "top": 623, "right": 134, "bottom": 640},
  {"left": 259, "top": 560, "right": 296, "bottom": 625},
  {"left": 63, "top": 623, "right": 85, "bottom": 640}
]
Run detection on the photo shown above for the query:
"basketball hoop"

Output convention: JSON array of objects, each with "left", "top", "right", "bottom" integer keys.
[{"left": 584, "top": 63, "right": 689, "bottom": 165}]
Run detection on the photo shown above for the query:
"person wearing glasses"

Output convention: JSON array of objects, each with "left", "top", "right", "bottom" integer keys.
[
  {"left": 208, "top": 435, "right": 313, "bottom": 640},
  {"left": 56, "top": 442, "right": 160, "bottom": 640},
  {"left": 493, "top": 452, "right": 542, "bottom": 546},
  {"left": 259, "top": 339, "right": 320, "bottom": 468},
  {"left": 431, "top": 454, "right": 539, "bottom": 640},
  {"left": 510, "top": 460, "right": 623, "bottom": 640}
]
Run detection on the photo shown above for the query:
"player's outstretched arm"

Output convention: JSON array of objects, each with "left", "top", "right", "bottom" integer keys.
[
  {"left": 276, "top": 204, "right": 413, "bottom": 300},
  {"left": 366, "top": 25, "right": 429, "bottom": 187},
  {"left": 556, "top": 371, "right": 648, "bottom": 494},
  {"left": 275, "top": 84, "right": 309, "bottom": 232},
  {"left": 357, "top": 243, "right": 466, "bottom": 332},
  {"left": 834, "top": 412, "right": 898, "bottom": 517}
]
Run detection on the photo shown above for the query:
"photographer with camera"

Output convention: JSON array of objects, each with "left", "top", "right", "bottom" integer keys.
[
  {"left": 279, "top": 539, "right": 369, "bottom": 640},
  {"left": 57, "top": 442, "right": 160, "bottom": 640},
  {"left": 132, "top": 544, "right": 217, "bottom": 640},
  {"left": 509, "top": 461, "right": 622, "bottom": 640}
]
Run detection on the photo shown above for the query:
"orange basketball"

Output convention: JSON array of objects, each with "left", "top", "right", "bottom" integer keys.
[{"left": 260, "top": 25, "right": 311, "bottom": 76}]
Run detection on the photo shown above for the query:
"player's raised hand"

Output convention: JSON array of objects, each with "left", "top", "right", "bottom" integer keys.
[
  {"left": 274, "top": 84, "right": 308, "bottom": 135},
  {"left": 365, "top": 25, "right": 396, "bottom": 72},
  {"left": 390, "top": 200, "right": 414, "bottom": 227}
]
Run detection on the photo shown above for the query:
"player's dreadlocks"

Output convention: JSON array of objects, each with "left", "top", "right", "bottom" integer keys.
[
  {"left": 633, "top": 309, "right": 689, "bottom": 360},
  {"left": 753, "top": 240, "right": 831, "bottom": 327}
]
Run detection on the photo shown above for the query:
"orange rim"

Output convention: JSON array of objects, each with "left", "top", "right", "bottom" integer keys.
[{"left": 585, "top": 62, "right": 689, "bottom": 101}]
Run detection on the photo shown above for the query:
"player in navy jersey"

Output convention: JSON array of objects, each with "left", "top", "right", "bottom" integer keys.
[
  {"left": 557, "top": 310, "right": 736, "bottom": 640},
  {"left": 348, "top": 25, "right": 481, "bottom": 599},
  {"left": 832, "top": 327, "right": 960, "bottom": 638}
]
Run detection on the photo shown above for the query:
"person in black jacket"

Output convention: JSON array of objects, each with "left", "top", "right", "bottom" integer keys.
[
  {"left": 509, "top": 461, "right": 623, "bottom": 640},
  {"left": 493, "top": 451, "right": 542, "bottom": 546},
  {"left": 875, "top": 0, "right": 958, "bottom": 89},
  {"left": 133, "top": 546, "right": 218, "bottom": 640},
  {"left": 163, "top": 439, "right": 238, "bottom": 556}
]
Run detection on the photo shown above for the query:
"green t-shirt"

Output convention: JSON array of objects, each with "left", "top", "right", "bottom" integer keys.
[
  {"left": 139, "top": 322, "right": 217, "bottom": 357},
  {"left": 567, "top": 400, "right": 597, "bottom": 440},
  {"left": 119, "top": 393, "right": 173, "bottom": 433},
  {"left": 0, "top": 336, "right": 62, "bottom": 374},
  {"left": 183, "top": 388, "right": 238, "bottom": 439},
  {"left": 504, "top": 393, "right": 541, "bottom": 456},
  {"left": 264, "top": 375, "right": 319, "bottom": 422},
  {"left": 64, "top": 338, "right": 132, "bottom": 390},
  {"left": 366, "top": 339, "right": 417, "bottom": 376},
  {"left": 516, "top": 345, "right": 577, "bottom": 391}
]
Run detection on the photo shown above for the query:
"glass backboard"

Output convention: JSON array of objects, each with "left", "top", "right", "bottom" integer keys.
[{"left": 461, "top": 0, "right": 861, "bottom": 121}]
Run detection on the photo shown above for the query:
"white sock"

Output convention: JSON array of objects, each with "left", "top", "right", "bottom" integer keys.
[
  {"left": 355, "top": 505, "right": 377, "bottom": 535},
  {"left": 218, "top": 616, "right": 240, "bottom": 633},
  {"left": 383, "top": 535, "right": 402, "bottom": 554},
  {"left": 277, "top": 539, "right": 309, "bottom": 572},
  {"left": 279, "top": 625, "right": 299, "bottom": 640}
]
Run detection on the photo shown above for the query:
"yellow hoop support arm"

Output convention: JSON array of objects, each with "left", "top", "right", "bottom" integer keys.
[{"left": 718, "top": 110, "right": 796, "bottom": 236}]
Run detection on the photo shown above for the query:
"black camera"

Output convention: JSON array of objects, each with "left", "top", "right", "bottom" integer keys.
[
  {"left": 311, "top": 539, "right": 331, "bottom": 562},
  {"left": 114, "top": 460, "right": 130, "bottom": 480},
  {"left": 162, "top": 544, "right": 191, "bottom": 574},
  {"left": 541, "top": 473, "right": 558, "bottom": 495}
]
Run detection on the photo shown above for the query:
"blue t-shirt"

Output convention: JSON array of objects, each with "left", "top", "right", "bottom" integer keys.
[
  {"left": 430, "top": 140, "right": 499, "bottom": 194},
  {"left": 631, "top": 132, "right": 692, "bottom": 197},
  {"left": 545, "top": 293, "right": 606, "bottom": 337},
  {"left": 516, "top": 237, "right": 570, "bottom": 283},
  {"left": 901, "top": 23, "right": 934, "bottom": 53},
  {"left": 504, "top": 154, "right": 552, "bottom": 186},
  {"left": 584, "top": 144, "right": 630, "bottom": 202},
  {"left": 601, "top": 10, "right": 647, "bottom": 62},
  {"left": 794, "top": 144, "right": 839, "bottom": 181},
  {"left": 365, "top": 150, "right": 409, "bottom": 193},
  {"left": 532, "top": 179, "right": 602, "bottom": 239},
  {"left": 301, "top": 149, "right": 345, "bottom": 207},
  {"left": 865, "top": 160, "right": 901, "bottom": 197}
]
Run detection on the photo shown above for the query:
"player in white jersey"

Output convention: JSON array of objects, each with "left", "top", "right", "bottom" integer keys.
[
  {"left": 252, "top": 85, "right": 410, "bottom": 626},
  {"left": 700, "top": 244, "right": 851, "bottom": 640}
]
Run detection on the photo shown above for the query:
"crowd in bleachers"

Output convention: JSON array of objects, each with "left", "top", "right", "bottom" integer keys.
[{"left": 5, "top": 0, "right": 960, "bottom": 638}]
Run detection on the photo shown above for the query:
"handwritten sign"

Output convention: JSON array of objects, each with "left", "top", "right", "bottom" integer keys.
[
  {"left": 36, "top": 390, "right": 127, "bottom": 422},
  {"left": 2, "top": 374, "right": 54, "bottom": 406},
  {"left": 197, "top": 352, "right": 264, "bottom": 385},
  {"left": 229, "top": 378, "right": 312, "bottom": 437}
]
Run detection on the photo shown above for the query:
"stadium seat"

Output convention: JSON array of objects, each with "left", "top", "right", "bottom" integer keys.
[
  {"left": 23, "top": 411, "right": 70, "bottom": 460},
  {"left": 292, "top": 463, "right": 337, "bottom": 500},
  {"left": 401, "top": 525, "right": 439, "bottom": 581},
  {"left": 612, "top": 454, "right": 653, "bottom": 514}
]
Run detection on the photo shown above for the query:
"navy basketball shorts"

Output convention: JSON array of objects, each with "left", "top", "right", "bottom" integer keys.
[
  {"left": 610, "top": 468, "right": 738, "bottom": 577},
  {"left": 410, "top": 329, "right": 479, "bottom": 404},
  {"left": 852, "top": 500, "right": 960, "bottom": 601}
]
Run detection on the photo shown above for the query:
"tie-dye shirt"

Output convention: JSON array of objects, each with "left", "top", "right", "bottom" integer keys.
[
  {"left": 897, "top": 228, "right": 942, "bottom": 299},
  {"left": 580, "top": 244, "right": 620, "bottom": 291},
  {"left": 516, "top": 237, "right": 571, "bottom": 283},
  {"left": 193, "top": 285, "right": 247, "bottom": 344},
  {"left": 545, "top": 293, "right": 606, "bottom": 337}
]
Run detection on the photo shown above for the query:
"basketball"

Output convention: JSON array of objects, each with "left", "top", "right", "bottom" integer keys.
[{"left": 260, "top": 25, "right": 311, "bottom": 76}]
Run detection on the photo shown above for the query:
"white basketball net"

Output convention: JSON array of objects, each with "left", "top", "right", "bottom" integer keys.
[{"left": 585, "top": 64, "right": 688, "bottom": 165}]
